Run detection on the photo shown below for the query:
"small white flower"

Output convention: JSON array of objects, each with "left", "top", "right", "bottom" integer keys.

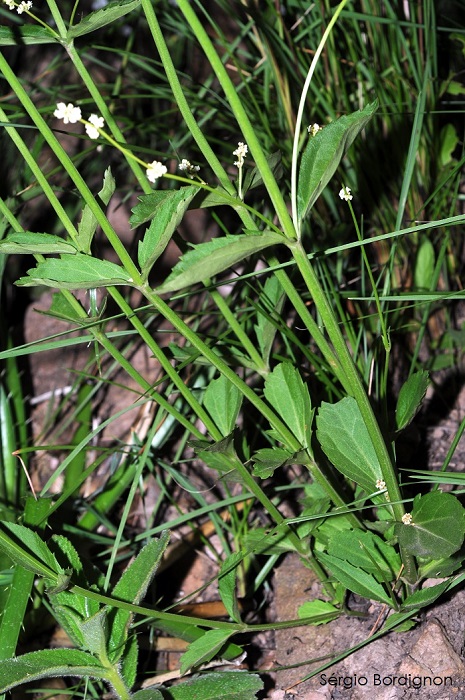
[
  {"left": 178, "top": 158, "right": 200, "bottom": 178},
  {"left": 307, "top": 123, "right": 321, "bottom": 136},
  {"left": 54, "top": 102, "right": 82, "bottom": 125},
  {"left": 4, "top": 0, "right": 15, "bottom": 10},
  {"left": 402, "top": 512, "right": 414, "bottom": 525},
  {"left": 17, "top": 0, "right": 32, "bottom": 12},
  {"left": 339, "top": 185, "right": 353, "bottom": 202},
  {"left": 233, "top": 141, "right": 248, "bottom": 168},
  {"left": 376, "top": 479, "right": 386, "bottom": 490},
  {"left": 85, "top": 113, "right": 105, "bottom": 140},
  {"left": 146, "top": 160, "right": 167, "bottom": 183}
]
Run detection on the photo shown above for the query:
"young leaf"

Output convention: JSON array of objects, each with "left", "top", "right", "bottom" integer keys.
[
  {"left": 218, "top": 552, "right": 243, "bottom": 623},
  {"left": 16, "top": 254, "right": 133, "bottom": 289},
  {"left": 203, "top": 375, "right": 243, "bottom": 437},
  {"left": 179, "top": 629, "right": 234, "bottom": 675},
  {"left": 401, "top": 578, "right": 453, "bottom": 611},
  {"left": 254, "top": 275, "right": 285, "bottom": 365},
  {"left": 79, "top": 609, "right": 109, "bottom": 658},
  {"left": 396, "top": 491, "right": 465, "bottom": 559},
  {"left": 161, "top": 671, "right": 263, "bottom": 700},
  {"left": 0, "top": 649, "right": 107, "bottom": 693},
  {"left": 0, "top": 25, "right": 57, "bottom": 46},
  {"left": 317, "top": 552, "right": 392, "bottom": 605},
  {"left": 108, "top": 532, "right": 170, "bottom": 661},
  {"left": 298, "top": 600, "right": 339, "bottom": 623},
  {"left": 316, "top": 397, "right": 382, "bottom": 494},
  {"left": 136, "top": 186, "right": 199, "bottom": 279},
  {"left": 414, "top": 237, "right": 435, "bottom": 291},
  {"left": 297, "top": 101, "right": 378, "bottom": 222},
  {"left": 327, "top": 530, "right": 401, "bottom": 582},
  {"left": 395, "top": 370, "right": 429, "bottom": 431},
  {"left": 251, "top": 447, "right": 293, "bottom": 479},
  {"left": 0, "top": 232, "right": 77, "bottom": 255},
  {"left": 77, "top": 167, "right": 116, "bottom": 254},
  {"left": 242, "top": 151, "right": 283, "bottom": 194},
  {"left": 67, "top": 0, "right": 141, "bottom": 39},
  {"left": 264, "top": 362, "right": 313, "bottom": 448},
  {"left": 156, "top": 232, "right": 284, "bottom": 294},
  {"left": 0, "top": 522, "right": 61, "bottom": 581}
]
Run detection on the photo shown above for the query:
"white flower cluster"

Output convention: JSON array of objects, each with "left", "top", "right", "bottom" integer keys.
[
  {"left": 146, "top": 161, "right": 167, "bottom": 183},
  {"left": 339, "top": 185, "right": 353, "bottom": 202},
  {"left": 178, "top": 159, "right": 200, "bottom": 178},
  {"left": 3, "top": 0, "right": 32, "bottom": 12},
  {"left": 376, "top": 479, "right": 386, "bottom": 490},
  {"left": 233, "top": 142, "right": 248, "bottom": 168},
  {"left": 307, "top": 123, "right": 321, "bottom": 136},
  {"left": 402, "top": 513, "right": 414, "bottom": 525},
  {"left": 54, "top": 102, "right": 105, "bottom": 140}
]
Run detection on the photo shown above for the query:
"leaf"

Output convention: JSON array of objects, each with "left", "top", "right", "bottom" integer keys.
[
  {"left": 0, "top": 522, "right": 61, "bottom": 581},
  {"left": 251, "top": 447, "right": 293, "bottom": 479},
  {"left": 0, "top": 649, "right": 106, "bottom": 693},
  {"left": 132, "top": 691, "right": 165, "bottom": 700},
  {"left": 120, "top": 634, "right": 138, "bottom": 690},
  {"left": 316, "top": 397, "right": 382, "bottom": 494},
  {"left": 327, "top": 530, "right": 401, "bottom": 582},
  {"left": 244, "top": 527, "right": 299, "bottom": 556},
  {"left": 77, "top": 167, "right": 116, "bottom": 253},
  {"left": 395, "top": 370, "right": 429, "bottom": 431},
  {"left": 439, "top": 123, "right": 459, "bottom": 167},
  {"left": 80, "top": 609, "right": 108, "bottom": 657},
  {"left": 297, "top": 101, "right": 378, "bottom": 222},
  {"left": 16, "top": 254, "right": 133, "bottom": 289},
  {"left": 297, "top": 600, "right": 339, "bottom": 623},
  {"left": 242, "top": 151, "right": 283, "bottom": 193},
  {"left": 218, "top": 552, "right": 242, "bottom": 623},
  {"left": 0, "top": 25, "right": 57, "bottom": 46},
  {"left": 317, "top": 552, "right": 392, "bottom": 605},
  {"left": 191, "top": 435, "right": 242, "bottom": 483},
  {"left": 137, "top": 186, "right": 199, "bottom": 280},
  {"left": 109, "top": 532, "right": 170, "bottom": 661},
  {"left": 67, "top": 0, "right": 141, "bottom": 39},
  {"left": 180, "top": 629, "right": 235, "bottom": 675},
  {"left": 254, "top": 275, "right": 285, "bottom": 365},
  {"left": 396, "top": 491, "right": 465, "bottom": 559},
  {"left": 203, "top": 375, "right": 243, "bottom": 437},
  {"left": 164, "top": 671, "right": 263, "bottom": 700},
  {"left": 264, "top": 362, "right": 313, "bottom": 449},
  {"left": 401, "top": 579, "right": 454, "bottom": 611},
  {"left": 0, "top": 232, "right": 77, "bottom": 255},
  {"left": 156, "top": 232, "right": 284, "bottom": 294},
  {"left": 414, "top": 238, "right": 435, "bottom": 291}
]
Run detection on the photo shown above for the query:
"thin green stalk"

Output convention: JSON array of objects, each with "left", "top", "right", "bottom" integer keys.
[{"left": 156, "top": 0, "right": 296, "bottom": 238}]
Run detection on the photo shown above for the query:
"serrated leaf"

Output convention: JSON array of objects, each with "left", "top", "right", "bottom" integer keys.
[
  {"left": 164, "top": 671, "right": 263, "bottom": 700},
  {"left": 0, "top": 232, "right": 77, "bottom": 255},
  {"left": 318, "top": 552, "right": 392, "bottom": 605},
  {"left": 0, "top": 649, "right": 106, "bottom": 693},
  {"left": 180, "top": 629, "right": 234, "bottom": 675},
  {"left": 401, "top": 579, "right": 453, "bottom": 611},
  {"left": 251, "top": 447, "right": 293, "bottom": 478},
  {"left": 0, "top": 25, "right": 57, "bottom": 46},
  {"left": 316, "top": 397, "right": 382, "bottom": 493},
  {"left": 109, "top": 532, "right": 170, "bottom": 660},
  {"left": 0, "top": 522, "right": 61, "bottom": 580},
  {"left": 67, "top": 0, "right": 141, "bottom": 39},
  {"left": 77, "top": 167, "right": 116, "bottom": 253},
  {"left": 218, "top": 552, "right": 242, "bottom": 623},
  {"left": 203, "top": 375, "right": 243, "bottom": 437},
  {"left": 396, "top": 491, "right": 465, "bottom": 559},
  {"left": 297, "top": 101, "right": 378, "bottom": 222},
  {"left": 396, "top": 370, "right": 429, "bottom": 431},
  {"left": 137, "top": 186, "right": 199, "bottom": 280},
  {"left": 297, "top": 600, "right": 339, "bottom": 623},
  {"left": 16, "top": 254, "right": 133, "bottom": 289},
  {"left": 264, "top": 362, "right": 313, "bottom": 448},
  {"left": 327, "top": 530, "right": 401, "bottom": 582},
  {"left": 156, "top": 232, "right": 284, "bottom": 294}
]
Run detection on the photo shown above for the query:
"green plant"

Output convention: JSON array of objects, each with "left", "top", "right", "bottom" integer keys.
[{"left": 0, "top": 0, "right": 464, "bottom": 697}]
